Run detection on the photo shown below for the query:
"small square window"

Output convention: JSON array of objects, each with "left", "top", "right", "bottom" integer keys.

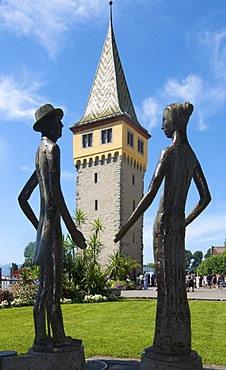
[
  {"left": 101, "top": 128, "right": 112, "bottom": 144},
  {"left": 82, "top": 133, "right": 93, "bottom": 148},
  {"left": 95, "top": 200, "right": 98, "bottom": 210},
  {"left": 133, "top": 200, "right": 136, "bottom": 211},
  {"left": 127, "top": 130, "right": 134, "bottom": 147},
  {"left": 138, "top": 139, "right": 144, "bottom": 154}
]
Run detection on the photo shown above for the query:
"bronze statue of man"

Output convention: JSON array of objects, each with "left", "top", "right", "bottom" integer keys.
[
  {"left": 115, "top": 102, "right": 211, "bottom": 366},
  {"left": 18, "top": 104, "right": 86, "bottom": 352}
]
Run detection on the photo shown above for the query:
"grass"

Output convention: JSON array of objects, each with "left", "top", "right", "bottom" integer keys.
[{"left": 0, "top": 299, "right": 225, "bottom": 366}]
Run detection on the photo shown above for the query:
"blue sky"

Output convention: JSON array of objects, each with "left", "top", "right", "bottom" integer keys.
[{"left": 1, "top": 0, "right": 226, "bottom": 266}]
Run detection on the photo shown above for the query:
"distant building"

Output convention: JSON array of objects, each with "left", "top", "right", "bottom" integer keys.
[
  {"left": 0, "top": 264, "right": 11, "bottom": 277},
  {"left": 143, "top": 265, "right": 155, "bottom": 274},
  {"left": 211, "top": 246, "right": 226, "bottom": 256},
  {"left": 70, "top": 4, "right": 151, "bottom": 268}
]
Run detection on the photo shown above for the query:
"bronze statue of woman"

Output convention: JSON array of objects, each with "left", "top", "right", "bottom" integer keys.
[
  {"left": 115, "top": 102, "right": 211, "bottom": 366},
  {"left": 18, "top": 104, "right": 86, "bottom": 352}
]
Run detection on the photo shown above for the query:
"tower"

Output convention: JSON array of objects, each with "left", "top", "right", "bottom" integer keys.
[{"left": 70, "top": 3, "right": 150, "bottom": 269}]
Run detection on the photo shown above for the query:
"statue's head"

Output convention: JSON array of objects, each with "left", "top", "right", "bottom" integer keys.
[
  {"left": 162, "top": 102, "right": 193, "bottom": 137},
  {"left": 33, "top": 104, "right": 64, "bottom": 140}
]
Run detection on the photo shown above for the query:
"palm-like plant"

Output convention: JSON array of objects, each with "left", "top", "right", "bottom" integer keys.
[
  {"left": 63, "top": 214, "right": 107, "bottom": 298},
  {"left": 81, "top": 263, "right": 106, "bottom": 295},
  {"left": 91, "top": 218, "right": 105, "bottom": 240},
  {"left": 107, "top": 251, "right": 141, "bottom": 280},
  {"left": 87, "top": 233, "right": 103, "bottom": 264},
  {"left": 63, "top": 234, "right": 76, "bottom": 281},
  {"left": 74, "top": 209, "right": 86, "bottom": 230}
]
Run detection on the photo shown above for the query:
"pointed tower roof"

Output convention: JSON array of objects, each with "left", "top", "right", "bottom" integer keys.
[{"left": 73, "top": 2, "right": 141, "bottom": 128}]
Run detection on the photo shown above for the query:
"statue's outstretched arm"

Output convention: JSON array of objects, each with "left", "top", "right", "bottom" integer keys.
[
  {"left": 18, "top": 171, "right": 39, "bottom": 230},
  {"left": 115, "top": 151, "right": 168, "bottom": 242},
  {"left": 185, "top": 163, "right": 211, "bottom": 226}
]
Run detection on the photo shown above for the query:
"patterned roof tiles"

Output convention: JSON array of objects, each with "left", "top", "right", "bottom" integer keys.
[{"left": 74, "top": 10, "right": 140, "bottom": 127}]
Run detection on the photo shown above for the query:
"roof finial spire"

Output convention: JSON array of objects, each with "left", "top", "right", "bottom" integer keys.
[{"left": 109, "top": 1, "right": 113, "bottom": 24}]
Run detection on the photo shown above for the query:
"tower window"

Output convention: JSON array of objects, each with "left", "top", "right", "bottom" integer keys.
[
  {"left": 101, "top": 128, "right": 112, "bottom": 144},
  {"left": 133, "top": 233, "right": 135, "bottom": 243},
  {"left": 132, "top": 174, "right": 135, "bottom": 185},
  {"left": 95, "top": 200, "right": 98, "bottom": 210},
  {"left": 82, "top": 133, "right": 93, "bottom": 148},
  {"left": 127, "top": 130, "right": 134, "bottom": 147},
  {"left": 138, "top": 138, "right": 144, "bottom": 154},
  {"left": 94, "top": 173, "right": 98, "bottom": 183},
  {"left": 133, "top": 200, "right": 136, "bottom": 211}
]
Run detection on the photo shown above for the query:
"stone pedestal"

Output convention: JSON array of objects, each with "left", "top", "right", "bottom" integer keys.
[
  {"left": 0, "top": 352, "right": 17, "bottom": 370},
  {"left": 1, "top": 345, "right": 86, "bottom": 370},
  {"left": 140, "top": 347, "right": 203, "bottom": 369}
]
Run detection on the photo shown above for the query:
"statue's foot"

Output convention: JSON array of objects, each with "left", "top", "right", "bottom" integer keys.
[
  {"left": 32, "top": 336, "right": 82, "bottom": 353},
  {"left": 54, "top": 336, "right": 82, "bottom": 349},
  {"left": 32, "top": 337, "right": 53, "bottom": 352}
]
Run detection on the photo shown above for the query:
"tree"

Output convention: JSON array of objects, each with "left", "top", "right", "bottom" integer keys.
[
  {"left": 197, "top": 254, "right": 226, "bottom": 276},
  {"left": 23, "top": 242, "right": 36, "bottom": 267},
  {"left": 190, "top": 251, "right": 203, "bottom": 271},
  {"left": 204, "top": 248, "right": 212, "bottom": 259},
  {"left": 185, "top": 249, "right": 192, "bottom": 269},
  {"left": 11, "top": 263, "right": 18, "bottom": 277}
]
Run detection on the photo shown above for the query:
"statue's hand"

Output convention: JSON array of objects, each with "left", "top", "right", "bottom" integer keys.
[
  {"left": 72, "top": 229, "right": 87, "bottom": 249},
  {"left": 114, "top": 223, "right": 129, "bottom": 243}
]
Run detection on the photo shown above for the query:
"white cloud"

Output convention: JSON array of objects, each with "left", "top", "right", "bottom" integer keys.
[
  {"left": 162, "top": 75, "right": 203, "bottom": 103},
  {"left": 140, "top": 22, "right": 226, "bottom": 133},
  {"left": 141, "top": 97, "right": 160, "bottom": 129},
  {"left": 186, "top": 213, "right": 226, "bottom": 245},
  {"left": 139, "top": 74, "right": 206, "bottom": 131},
  {"left": 20, "top": 165, "right": 32, "bottom": 172},
  {"left": 0, "top": 75, "right": 45, "bottom": 123},
  {"left": 162, "top": 75, "right": 208, "bottom": 131},
  {"left": 140, "top": 73, "right": 226, "bottom": 132},
  {"left": 0, "top": 0, "right": 106, "bottom": 58},
  {"left": 200, "top": 30, "right": 226, "bottom": 81}
]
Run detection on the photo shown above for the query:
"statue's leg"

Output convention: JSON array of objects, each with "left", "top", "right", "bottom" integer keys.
[
  {"left": 33, "top": 267, "right": 48, "bottom": 344},
  {"left": 46, "top": 226, "right": 66, "bottom": 343},
  {"left": 152, "top": 217, "right": 191, "bottom": 355}
]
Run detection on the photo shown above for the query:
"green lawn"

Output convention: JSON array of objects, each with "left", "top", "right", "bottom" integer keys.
[{"left": 0, "top": 299, "right": 225, "bottom": 366}]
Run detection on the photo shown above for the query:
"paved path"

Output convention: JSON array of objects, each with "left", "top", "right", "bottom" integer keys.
[
  {"left": 120, "top": 286, "right": 226, "bottom": 301},
  {"left": 88, "top": 287, "right": 226, "bottom": 370}
]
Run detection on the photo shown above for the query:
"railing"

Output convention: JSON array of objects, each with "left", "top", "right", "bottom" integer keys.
[{"left": 0, "top": 277, "right": 18, "bottom": 288}]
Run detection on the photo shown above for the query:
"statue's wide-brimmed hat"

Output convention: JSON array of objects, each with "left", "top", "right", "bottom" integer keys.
[{"left": 33, "top": 103, "right": 64, "bottom": 132}]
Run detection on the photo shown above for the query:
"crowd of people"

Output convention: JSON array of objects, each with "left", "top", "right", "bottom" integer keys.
[
  {"left": 131, "top": 272, "right": 157, "bottom": 290},
  {"left": 186, "top": 272, "right": 225, "bottom": 291},
  {"left": 130, "top": 271, "right": 226, "bottom": 291},
  {"left": 120, "top": 271, "right": 226, "bottom": 291}
]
